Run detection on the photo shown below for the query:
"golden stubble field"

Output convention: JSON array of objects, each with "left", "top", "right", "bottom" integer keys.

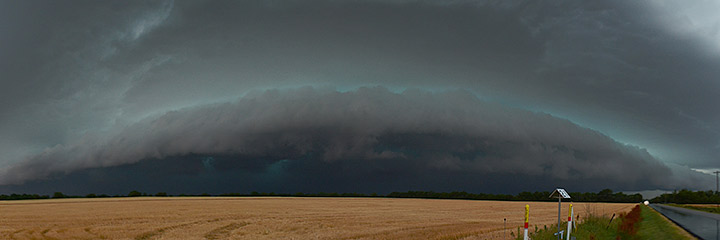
[{"left": 0, "top": 197, "right": 635, "bottom": 240}]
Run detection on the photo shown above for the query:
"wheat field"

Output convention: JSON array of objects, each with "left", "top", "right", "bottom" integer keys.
[{"left": 0, "top": 197, "right": 634, "bottom": 240}]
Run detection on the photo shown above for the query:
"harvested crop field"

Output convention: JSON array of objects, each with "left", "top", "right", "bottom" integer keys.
[{"left": 0, "top": 197, "right": 634, "bottom": 239}]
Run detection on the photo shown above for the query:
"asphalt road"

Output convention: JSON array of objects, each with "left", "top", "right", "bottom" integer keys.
[{"left": 651, "top": 204, "right": 719, "bottom": 240}]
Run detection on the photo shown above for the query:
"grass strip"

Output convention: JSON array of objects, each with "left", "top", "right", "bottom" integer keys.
[
  {"left": 517, "top": 213, "right": 620, "bottom": 240},
  {"left": 668, "top": 204, "right": 720, "bottom": 214},
  {"left": 522, "top": 205, "right": 695, "bottom": 240}
]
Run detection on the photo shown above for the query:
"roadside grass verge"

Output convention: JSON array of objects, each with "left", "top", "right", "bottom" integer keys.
[
  {"left": 668, "top": 203, "right": 720, "bottom": 214},
  {"left": 518, "top": 211, "right": 621, "bottom": 240},
  {"left": 637, "top": 205, "right": 695, "bottom": 240},
  {"left": 523, "top": 205, "right": 694, "bottom": 240}
]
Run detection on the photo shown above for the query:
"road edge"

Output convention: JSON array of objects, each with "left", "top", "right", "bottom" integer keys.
[{"left": 648, "top": 204, "right": 700, "bottom": 240}]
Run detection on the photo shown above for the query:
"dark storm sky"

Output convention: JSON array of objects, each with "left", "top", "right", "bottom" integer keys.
[{"left": 1, "top": 0, "right": 719, "bottom": 195}]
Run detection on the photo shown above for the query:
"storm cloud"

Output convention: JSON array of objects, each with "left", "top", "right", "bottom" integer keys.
[
  {"left": 1, "top": 0, "right": 719, "bottom": 194},
  {"left": 0, "top": 87, "right": 698, "bottom": 192}
]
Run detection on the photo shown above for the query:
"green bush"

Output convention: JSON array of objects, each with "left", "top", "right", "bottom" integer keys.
[{"left": 52, "top": 192, "right": 65, "bottom": 199}]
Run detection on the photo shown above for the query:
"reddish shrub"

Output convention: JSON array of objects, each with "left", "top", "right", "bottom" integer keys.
[{"left": 618, "top": 205, "right": 642, "bottom": 236}]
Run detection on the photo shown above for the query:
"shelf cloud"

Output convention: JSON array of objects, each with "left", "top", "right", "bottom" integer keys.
[
  {"left": 1, "top": 87, "right": 708, "bottom": 193},
  {"left": 1, "top": 0, "right": 719, "bottom": 194}
]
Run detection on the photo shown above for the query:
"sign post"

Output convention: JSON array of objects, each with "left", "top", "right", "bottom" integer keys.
[
  {"left": 566, "top": 203, "right": 573, "bottom": 240},
  {"left": 523, "top": 204, "right": 529, "bottom": 240},
  {"left": 550, "top": 188, "right": 571, "bottom": 240}
]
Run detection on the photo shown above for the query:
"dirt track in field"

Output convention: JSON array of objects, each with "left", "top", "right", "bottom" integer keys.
[{"left": 0, "top": 197, "right": 634, "bottom": 239}]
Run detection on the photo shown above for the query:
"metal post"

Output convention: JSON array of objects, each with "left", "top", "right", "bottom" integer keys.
[
  {"left": 715, "top": 171, "right": 719, "bottom": 209},
  {"left": 558, "top": 196, "right": 562, "bottom": 240},
  {"left": 504, "top": 218, "right": 506, "bottom": 240},
  {"left": 715, "top": 171, "right": 719, "bottom": 194}
]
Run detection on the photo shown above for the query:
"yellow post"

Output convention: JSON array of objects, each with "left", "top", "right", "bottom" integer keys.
[
  {"left": 524, "top": 204, "right": 529, "bottom": 240},
  {"left": 566, "top": 203, "right": 573, "bottom": 240}
]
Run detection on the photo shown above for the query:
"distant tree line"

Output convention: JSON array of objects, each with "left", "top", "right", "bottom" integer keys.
[
  {"left": 0, "top": 189, "right": 644, "bottom": 203},
  {"left": 386, "top": 189, "right": 643, "bottom": 203},
  {"left": 0, "top": 193, "right": 51, "bottom": 200},
  {"left": 650, "top": 189, "right": 720, "bottom": 204}
]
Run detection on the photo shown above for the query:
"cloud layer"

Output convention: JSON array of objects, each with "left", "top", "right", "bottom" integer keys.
[
  {"left": 1, "top": 0, "right": 720, "bottom": 193},
  {"left": 2, "top": 87, "right": 702, "bottom": 193}
]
